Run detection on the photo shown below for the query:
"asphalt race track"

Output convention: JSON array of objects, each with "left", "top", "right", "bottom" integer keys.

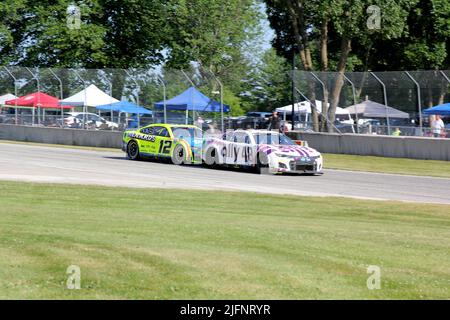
[{"left": 0, "top": 142, "right": 449, "bottom": 204}]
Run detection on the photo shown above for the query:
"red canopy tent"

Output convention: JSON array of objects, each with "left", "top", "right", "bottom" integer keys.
[
  {"left": 5, "top": 92, "right": 72, "bottom": 109},
  {"left": 4, "top": 92, "right": 73, "bottom": 126}
]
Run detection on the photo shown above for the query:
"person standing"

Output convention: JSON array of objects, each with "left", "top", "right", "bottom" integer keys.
[
  {"left": 431, "top": 115, "right": 445, "bottom": 138},
  {"left": 268, "top": 111, "right": 281, "bottom": 132},
  {"left": 392, "top": 127, "right": 401, "bottom": 136}
]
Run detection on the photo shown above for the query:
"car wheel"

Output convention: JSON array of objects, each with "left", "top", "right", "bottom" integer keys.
[
  {"left": 127, "top": 140, "right": 140, "bottom": 160},
  {"left": 171, "top": 144, "right": 186, "bottom": 165},
  {"left": 255, "top": 151, "right": 270, "bottom": 174},
  {"left": 204, "top": 148, "right": 218, "bottom": 167}
]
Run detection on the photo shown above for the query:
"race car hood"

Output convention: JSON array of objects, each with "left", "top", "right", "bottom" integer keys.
[{"left": 257, "top": 144, "right": 320, "bottom": 158}]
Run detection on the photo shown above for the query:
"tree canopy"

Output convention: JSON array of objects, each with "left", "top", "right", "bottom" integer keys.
[{"left": 1, "top": 0, "right": 449, "bottom": 117}]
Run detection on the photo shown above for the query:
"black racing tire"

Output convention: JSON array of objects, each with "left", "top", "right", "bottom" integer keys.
[
  {"left": 204, "top": 147, "right": 219, "bottom": 167},
  {"left": 126, "top": 140, "right": 140, "bottom": 160},
  {"left": 255, "top": 151, "right": 269, "bottom": 174},
  {"left": 171, "top": 143, "right": 186, "bottom": 165}
]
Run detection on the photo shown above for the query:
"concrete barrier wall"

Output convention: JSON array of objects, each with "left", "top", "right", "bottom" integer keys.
[
  {"left": 1, "top": 125, "right": 449, "bottom": 160},
  {"left": 287, "top": 131, "right": 450, "bottom": 161},
  {"left": 0, "top": 124, "right": 123, "bottom": 149}
]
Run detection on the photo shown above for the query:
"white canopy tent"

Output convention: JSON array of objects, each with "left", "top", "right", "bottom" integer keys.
[
  {"left": 59, "top": 84, "right": 120, "bottom": 125},
  {"left": 0, "top": 93, "right": 18, "bottom": 105},
  {"left": 59, "top": 84, "right": 119, "bottom": 107},
  {"left": 344, "top": 100, "right": 410, "bottom": 119},
  {"left": 276, "top": 100, "right": 353, "bottom": 124}
]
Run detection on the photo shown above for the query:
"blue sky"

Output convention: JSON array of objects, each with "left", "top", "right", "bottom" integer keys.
[{"left": 259, "top": 2, "right": 275, "bottom": 52}]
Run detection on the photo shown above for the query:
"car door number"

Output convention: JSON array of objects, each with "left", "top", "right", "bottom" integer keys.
[{"left": 158, "top": 140, "right": 172, "bottom": 154}]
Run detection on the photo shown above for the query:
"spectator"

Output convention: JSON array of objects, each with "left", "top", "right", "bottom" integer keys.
[
  {"left": 431, "top": 115, "right": 445, "bottom": 138},
  {"left": 268, "top": 111, "right": 281, "bottom": 132},
  {"left": 392, "top": 127, "right": 401, "bottom": 136}
]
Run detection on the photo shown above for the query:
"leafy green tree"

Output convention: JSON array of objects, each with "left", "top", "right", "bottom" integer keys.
[
  {"left": 164, "top": 0, "right": 263, "bottom": 115},
  {"left": 0, "top": 0, "right": 26, "bottom": 65},
  {"left": 243, "top": 48, "right": 291, "bottom": 111},
  {"left": 1, "top": 0, "right": 169, "bottom": 68},
  {"left": 0, "top": 0, "right": 265, "bottom": 115},
  {"left": 265, "top": 0, "right": 417, "bottom": 131}
]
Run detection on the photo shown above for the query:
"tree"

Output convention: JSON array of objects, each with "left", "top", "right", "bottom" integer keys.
[
  {"left": 1, "top": 0, "right": 169, "bottom": 68},
  {"left": 265, "top": 0, "right": 417, "bottom": 131},
  {"left": 164, "top": 0, "right": 263, "bottom": 114},
  {"left": 0, "top": 0, "right": 26, "bottom": 65},
  {"left": 0, "top": 0, "right": 265, "bottom": 115},
  {"left": 243, "top": 48, "right": 291, "bottom": 111}
]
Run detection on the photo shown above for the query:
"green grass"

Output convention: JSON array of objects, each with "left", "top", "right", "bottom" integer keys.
[
  {"left": 0, "top": 181, "right": 448, "bottom": 299},
  {"left": 324, "top": 153, "right": 450, "bottom": 178}
]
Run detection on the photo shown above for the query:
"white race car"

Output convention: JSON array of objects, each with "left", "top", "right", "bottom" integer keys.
[{"left": 203, "top": 129, "right": 323, "bottom": 174}]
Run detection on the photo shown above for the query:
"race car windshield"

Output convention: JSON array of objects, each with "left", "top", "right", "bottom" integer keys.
[
  {"left": 253, "top": 133, "right": 296, "bottom": 146},
  {"left": 171, "top": 127, "right": 203, "bottom": 140}
]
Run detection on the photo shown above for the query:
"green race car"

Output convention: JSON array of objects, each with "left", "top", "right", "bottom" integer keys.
[{"left": 122, "top": 123, "right": 203, "bottom": 164}]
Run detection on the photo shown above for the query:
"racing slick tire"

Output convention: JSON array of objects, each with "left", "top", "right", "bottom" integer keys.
[
  {"left": 255, "top": 151, "right": 270, "bottom": 174},
  {"left": 171, "top": 143, "right": 187, "bottom": 165},
  {"left": 126, "top": 140, "right": 140, "bottom": 160},
  {"left": 204, "top": 147, "right": 219, "bottom": 167}
]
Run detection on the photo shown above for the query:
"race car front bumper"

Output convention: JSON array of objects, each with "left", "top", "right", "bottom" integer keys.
[{"left": 274, "top": 156, "right": 323, "bottom": 174}]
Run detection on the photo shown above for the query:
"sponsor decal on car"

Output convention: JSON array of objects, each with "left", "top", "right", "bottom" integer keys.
[{"left": 128, "top": 132, "right": 156, "bottom": 142}]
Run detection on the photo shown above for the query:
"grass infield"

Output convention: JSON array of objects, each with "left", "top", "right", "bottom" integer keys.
[
  {"left": 324, "top": 153, "right": 450, "bottom": 178},
  {"left": 0, "top": 181, "right": 448, "bottom": 299}
]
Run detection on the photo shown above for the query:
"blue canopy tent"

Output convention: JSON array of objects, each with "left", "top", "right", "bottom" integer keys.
[
  {"left": 96, "top": 100, "right": 152, "bottom": 114},
  {"left": 423, "top": 103, "right": 450, "bottom": 116},
  {"left": 154, "top": 87, "right": 230, "bottom": 125},
  {"left": 96, "top": 100, "right": 152, "bottom": 128}
]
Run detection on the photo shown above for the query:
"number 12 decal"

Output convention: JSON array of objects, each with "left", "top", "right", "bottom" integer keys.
[{"left": 159, "top": 140, "right": 172, "bottom": 154}]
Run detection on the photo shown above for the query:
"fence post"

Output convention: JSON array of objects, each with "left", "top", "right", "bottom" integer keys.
[
  {"left": 405, "top": 71, "right": 423, "bottom": 135},
  {"left": 181, "top": 70, "right": 196, "bottom": 125},
  {"left": 294, "top": 87, "right": 341, "bottom": 134},
  {"left": 370, "top": 72, "right": 391, "bottom": 135},
  {"left": 155, "top": 75, "right": 167, "bottom": 124},
  {"left": 206, "top": 69, "right": 224, "bottom": 132},
  {"left": 73, "top": 70, "right": 88, "bottom": 129},
  {"left": 124, "top": 69, "right": 142, "bottom": 128},
  {"left": 49, "top": 68, "right": 64, "bottom": 128},
  {"left": 3, "top": 67, "right": 18, "bottom": 125},
  {"left": 25, "top": 67, "right": 41, "bottom": 126},
  {"left": 101, "top": 73, "right": 114, "bottom": 130},
  {"left": 440, "top": 70, "right": 450, "bottom": 84},
  {"left": 291, "top": 62, "right": 296, "bottom": 130},
  {"left": 309, "top": 71, "right": 329, "bottom": 131},
  {"left": 342, "top": 74, "right": 358, "bottom": 133}
]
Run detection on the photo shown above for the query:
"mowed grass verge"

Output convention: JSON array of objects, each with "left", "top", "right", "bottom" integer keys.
[
  {"left": 0, "top": 181, "right": 448, "bottom": 299},
  {"left": 323, "top": 153, "right": 450, "bottom": 178}
]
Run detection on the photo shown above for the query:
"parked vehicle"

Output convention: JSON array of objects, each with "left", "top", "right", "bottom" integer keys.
[
  {"left": 246, "top": 111, "right": 272, "bottom": 119},
  {"left": 61, "top": 112, "right": 119, "bottom": 129}
]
